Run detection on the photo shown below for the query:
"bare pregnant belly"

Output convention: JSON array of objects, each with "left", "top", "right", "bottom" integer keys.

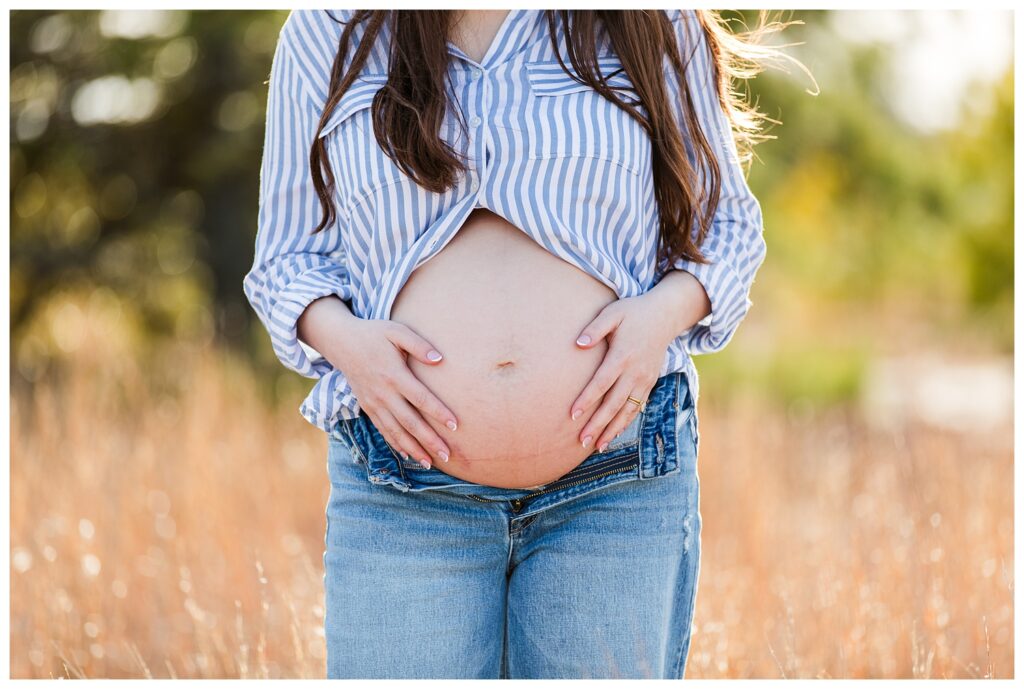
[{"left": 390, "top": 208, "right": 618, "bottom": 489}]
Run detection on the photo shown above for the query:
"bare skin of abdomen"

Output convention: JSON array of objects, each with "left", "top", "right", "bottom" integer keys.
[{"left": 390, "top": 208, "right": 618, "bottom": 489}]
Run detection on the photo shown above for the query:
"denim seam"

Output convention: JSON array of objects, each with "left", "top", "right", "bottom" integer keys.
[
  {"left": 340, "top": 421, "right": 369, "bottom": 467},
  {"left": 672, "top": 512, "right": 702, "bottom": 678},
  {"left": 509, "top": 514, "right": 537, "bottom": 537},
  {"left": 603, "top": 435, "right": 640, "bottom": 453}
]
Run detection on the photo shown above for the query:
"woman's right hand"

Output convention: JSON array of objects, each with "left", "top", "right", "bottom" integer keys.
[{"left": 324, "top": 317, "right": 458, "bottom": 469}]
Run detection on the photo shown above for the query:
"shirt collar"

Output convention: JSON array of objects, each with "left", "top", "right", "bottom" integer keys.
[{"left": 446, "top": 10, "right": 545, "bottom": 69}]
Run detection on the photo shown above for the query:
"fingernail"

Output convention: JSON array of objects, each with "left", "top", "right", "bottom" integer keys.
[
  {"left": 438, "top": 450, "right": 449, "bottom": 462},
  {"left": 576, "top": 334, "right": 591, "bottom": 346},
  {"left": 446, "top": 420, "right": 458, "bottom": 431},
  {"left": 419, "top": 459, "right": 432, "bottom": 469},
  {"left": 571, "top": 409, "right": 582, "bottom": 421},
  {"left": 599, "top": 442, "right": 609, "bottom": 452},
  {"left": 400, "top": 451, "right": 409, "bottom": 459},
  {"left": 427, "top": 350, "right": 443, "bottom": 362},
  {"left": 582, "top": 435, "right": 592, "bottom": 448}
]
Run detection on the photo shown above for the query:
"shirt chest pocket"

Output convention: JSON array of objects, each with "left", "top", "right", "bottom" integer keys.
[
  {"left": 519, "top": 55, "right": 649, "bottom": 177},
  {"left": 318, "top": 74, "right": 422, "bottom": 219}
]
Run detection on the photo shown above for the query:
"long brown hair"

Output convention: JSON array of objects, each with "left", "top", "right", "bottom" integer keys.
[{"left": 308, "top": 10, "right": 810, "bottom": 272}]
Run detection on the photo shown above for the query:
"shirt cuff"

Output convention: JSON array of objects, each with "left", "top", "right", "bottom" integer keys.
[
  {"left": 266, "top": 261, "right": 356, "bottom": 378},
  {"left": 671, "top": 248, "right": 751, "bottom": 354}
]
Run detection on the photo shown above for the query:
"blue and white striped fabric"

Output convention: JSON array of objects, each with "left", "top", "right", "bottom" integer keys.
[{"left": 243, "top": 9, "right": 767, "bottom": 434}]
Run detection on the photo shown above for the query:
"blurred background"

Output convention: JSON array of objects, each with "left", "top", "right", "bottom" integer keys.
[{"left": 8, "top": 8, "right": 1014, "bottom": 679}]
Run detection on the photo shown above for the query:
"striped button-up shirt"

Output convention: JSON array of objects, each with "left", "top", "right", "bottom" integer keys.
[{"left": 243, "top": 9, "right": 767, "bottom": 434}]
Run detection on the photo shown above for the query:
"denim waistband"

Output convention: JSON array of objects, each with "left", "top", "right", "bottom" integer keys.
[{"left": 332, "top": 370, "right": 693, "bottom": 509}]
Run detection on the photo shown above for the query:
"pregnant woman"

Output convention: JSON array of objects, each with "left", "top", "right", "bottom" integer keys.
[{"left": 244, "top": 8, "right": 785, "bottom": 679}]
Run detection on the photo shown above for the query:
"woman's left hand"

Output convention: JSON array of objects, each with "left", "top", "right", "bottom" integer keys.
[{"left": 569, "top": 290, "right": 689, "bottom": 452}]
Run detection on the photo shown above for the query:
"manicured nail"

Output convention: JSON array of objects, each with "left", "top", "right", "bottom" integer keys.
[
  {"left": 572, "top": 409, "right": 583, "bottom": 421},
  {"left": 582, "top": 435, "right": 592, "bottom": 448},
  {"left": 599, "top": 442, "right": 609, "bottom": 452},
  {"left": 446, "top": 420, "right": 458, "bottom": 431},
  {"left": 419, "top": 459, "right": 431, "bottom": 469},
  {"left": 576, "top": 334, "right": 591, "bottom": 346},
  {"left": 427, "top": 350, "right": 443, "bottom": 362},
  {"left": 438, "top": 449, "right": 449, "bottom": 463}
]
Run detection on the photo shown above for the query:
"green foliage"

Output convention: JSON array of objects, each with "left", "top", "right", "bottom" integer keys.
[
  {"left": 709, "top": 343, "right": 868, "bottom": 409},
  {"left": 10, "top": 9, "right": 288, "bottom": 374}
]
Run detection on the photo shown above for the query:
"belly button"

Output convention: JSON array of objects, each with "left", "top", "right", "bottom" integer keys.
[{"left": 495, "top": 360, "right": 515, "bottom": 370}]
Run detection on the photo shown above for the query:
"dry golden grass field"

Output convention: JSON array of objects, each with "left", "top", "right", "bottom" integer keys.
[{"left": 9, "top": 339, "right": 1014, "bottom": 678}]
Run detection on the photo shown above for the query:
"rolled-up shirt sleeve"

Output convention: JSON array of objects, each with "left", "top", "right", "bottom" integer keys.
[
  {"left": 243, "top": 30, "right": 355, "bottom": 379},
  {"left": 665, "top": 9, "right": 768, "bottom": 355}
]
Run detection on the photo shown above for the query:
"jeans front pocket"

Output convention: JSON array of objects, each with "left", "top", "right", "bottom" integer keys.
[
  {"left": 326, "top": 433, "right": 370, "bottom": 493},
  {"left": 330, "top": 416, "right": 364, "bottom": 459},
  {"left": 602, "top": 404, "right": 644, "bottom": 452}
]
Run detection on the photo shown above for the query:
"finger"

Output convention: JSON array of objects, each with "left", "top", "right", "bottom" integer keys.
[
  {"left": 569, "top": 349, "right": 629, "bottom": 420},
  {"left": 386, "top": 322, "right": 445, "bottom": 365},
  {"left": 370, "top": 405, "right": 431, "bottom": 467},
  {"left": 368, "top": 405, "right": 433, "bottom": 468},
  {"left": 388, "top": 394, "right": 451, "bottom": 464},
  {"left": 393, "top": 367, "right": 459, "bottom": 432},
  {"left": 595, "top": 386, "right": 646, "bottom": 452},
  {"left": 575, "top": 303, "right": 623, "bottom": 349},
  {"left": 579, "top": 374, "right": 636, "bottom": 449}
]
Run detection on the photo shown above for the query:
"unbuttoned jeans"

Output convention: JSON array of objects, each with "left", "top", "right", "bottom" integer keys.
[{"left": 322, "top": 370, "right": 702, "bottom": 679}]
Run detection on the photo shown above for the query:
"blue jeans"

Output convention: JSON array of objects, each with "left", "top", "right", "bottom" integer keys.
[{"left": 323, "top": 370, "right": 702, "bottom": 679}]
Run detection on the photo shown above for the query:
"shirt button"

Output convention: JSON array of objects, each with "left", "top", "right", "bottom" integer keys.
[
  {"left": 471, "top": 69, "right": 482, "bottom": 80},
  {"left": 470, "top": 116, "right": 482, "bottom": 127},
  {"left": 470, "top": 180, "right": 479, "bottom": 191}
]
